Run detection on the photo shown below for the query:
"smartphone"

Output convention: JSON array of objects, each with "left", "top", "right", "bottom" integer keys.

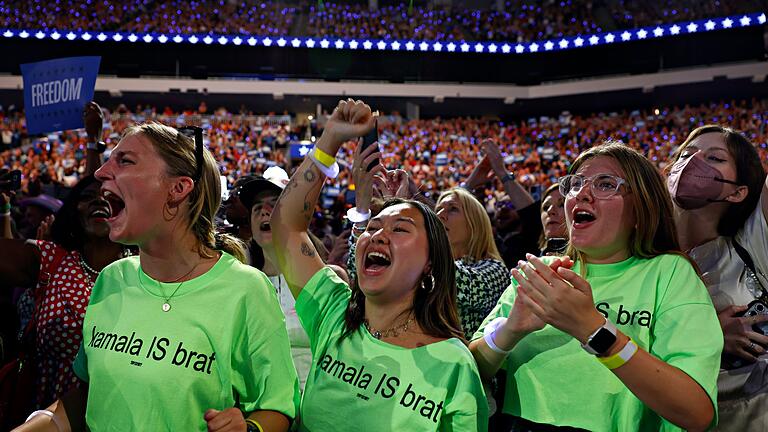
[
  {"left": 742, "top": 300, "right": 768, "bottom": 337},
  {"left": 360, "top": 119, "right": 379, "bottom": 171},
  {"left": 0, "top": 169, "right": 21, "bottom": 190}
]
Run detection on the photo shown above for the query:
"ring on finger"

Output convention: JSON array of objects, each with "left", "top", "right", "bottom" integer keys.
[{"left": 749, "top": 342, "right": 757, "bottom": 351}]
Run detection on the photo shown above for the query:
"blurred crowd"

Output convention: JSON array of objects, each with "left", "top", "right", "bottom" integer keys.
[{"left": 1, "top": 0, "right": 764, "bottom": 42}]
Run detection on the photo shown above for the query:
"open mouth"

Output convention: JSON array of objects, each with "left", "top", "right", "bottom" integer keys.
[
  {"left": 89, "top": 206, "right": 111, "bottom": 220},
  {"left": 572, "top": 210, "right": 596, "bottom": 226},
  {"left": 102, "top": 189, "right": 125, "bottom": 222},
  {"left": 259, "top": 221, "right": 271, "bottom": 232},
  {"left": 363, "top": 251, "right": 391, "bottom": 274}
]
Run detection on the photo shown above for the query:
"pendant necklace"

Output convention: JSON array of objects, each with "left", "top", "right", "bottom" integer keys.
[
  {"left": 149, "top": 262, "right": 199, "bottom": 312},
  {"left": 364, "top": 316, "right": 415, "bottom": 340}
]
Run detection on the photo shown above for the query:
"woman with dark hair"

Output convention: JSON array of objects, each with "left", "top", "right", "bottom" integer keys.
[
  {"left": 666, "top": 125, "right": 768, "bottom": 431},
  {"left": 271, "top": 99, "right": 488, "bottom": 431},
  {"left": 471, "top": 142, "right": 722, "bottom": 431},
  {"left": 0, "top": 175, "right": 128, "bottom": 414},
  {"left": 537, "top": 183, "right": 568, "bottom": 255},
  {"left": 16, "top": 123, "right": 298, "bottom": 432}
]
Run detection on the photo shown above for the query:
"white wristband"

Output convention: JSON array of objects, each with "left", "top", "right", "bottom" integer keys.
[
  {"left": 483, "top": 317, "right": 512, "bottom": 355},
  {"left": 346, "top": 207, "right": 371, "bottom": 223},
  {"left": 26, "top": 410, "right": 63, "bottom": 431},
  {"left": 308, "top": 149, "right": 340, "bottom": 179}
]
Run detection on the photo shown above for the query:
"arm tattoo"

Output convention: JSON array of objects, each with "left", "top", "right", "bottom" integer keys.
[
  {"left": 301, "top": 241, "right": 316, "bottom": 257},
  {"left": 304, "top": 168, "right": 318, "bottom": 183}
]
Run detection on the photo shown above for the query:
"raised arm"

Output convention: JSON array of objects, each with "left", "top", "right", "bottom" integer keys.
[
  {"left": 83, "top": 101, "right": 104, "bottom": 177},
  {"left": 482, "top": 138, "right": 534, "bottom": 210},
  {"left": 272, "top": 99, "right": 375, "bottom": 298}
]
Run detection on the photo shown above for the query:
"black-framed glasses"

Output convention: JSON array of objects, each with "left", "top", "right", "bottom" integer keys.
[
  {"left": 177, "top": 126, "right": 204, "bottom": 181},
  {"left": 558, "top": 174, "right": 628, "bottom": 199}
]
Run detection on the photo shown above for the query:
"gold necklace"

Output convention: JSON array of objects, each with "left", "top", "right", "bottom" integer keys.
[{"left": 364, "top": 316, "right": 415, "bottom": 340}]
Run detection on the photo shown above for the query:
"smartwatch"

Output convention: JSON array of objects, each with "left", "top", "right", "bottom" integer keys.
[
  {"left": 86, "top": 140, "right": 107, "bottom": 154},
  {"left": 581, "top": 317, "right": 618, "bottom": 356}
]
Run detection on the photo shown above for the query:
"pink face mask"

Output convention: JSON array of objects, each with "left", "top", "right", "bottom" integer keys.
[{"left": 667, "top": 152, "right": 741, "bottom": 210}]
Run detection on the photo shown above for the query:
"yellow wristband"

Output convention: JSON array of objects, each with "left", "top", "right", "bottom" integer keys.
[
  {"left": 313, "top": 147, "right": 336, "bottom": 168},
  {"left": 597, "top": 338, "right": 638, "bottom": 370},
  {"left": 245, "top": 419, "right": 264, "bottom": 432}
]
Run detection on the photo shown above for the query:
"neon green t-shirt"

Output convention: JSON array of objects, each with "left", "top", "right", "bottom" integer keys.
[
  {"left": 296, "top": 267, "right": 489, "bottom": 432},
  {"left": 73, "top": 253, "right": 299, "bottom": 431},
  {"left": 472, "top": 254, "right": 723, "bottom": 432}
]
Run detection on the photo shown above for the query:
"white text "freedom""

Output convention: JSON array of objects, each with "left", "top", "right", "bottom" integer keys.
[{"left": 30, "top": 78, "right": 84, "bottom": 107}]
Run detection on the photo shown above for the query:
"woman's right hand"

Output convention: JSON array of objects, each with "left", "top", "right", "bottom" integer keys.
[
  {"left": 718, "top": 304, "right": 768, "bottom": 362},
  {"left": 352, "top": 140, "right": 384, "bottom": 213},
  {"left": 320, "top": 99, "right": 376, "bottom": 154}
]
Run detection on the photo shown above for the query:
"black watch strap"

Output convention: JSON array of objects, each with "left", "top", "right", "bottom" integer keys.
[{"left": 87, "top": 141, "right": 106, "bottom": 154}]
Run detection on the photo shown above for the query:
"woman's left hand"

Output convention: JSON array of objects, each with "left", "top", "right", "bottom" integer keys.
[
  {"left": 512, "top": 254, "right": 605, "bottom": 343},
  {"left": 204, "top": 408, "right": 247, "bottom": 432}
]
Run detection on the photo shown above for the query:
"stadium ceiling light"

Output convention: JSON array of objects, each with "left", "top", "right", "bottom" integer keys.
[{"left": 7, "top": 12, "right": 764, "bottom": 56}]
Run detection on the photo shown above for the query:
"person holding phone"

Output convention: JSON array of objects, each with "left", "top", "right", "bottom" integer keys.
[
  {"left": 15, "top": 123, "right": 299, "bottom": 432},
  {"left": 538, "top": 183, "right": 568, "bottom": 255},
  {"left": 471, "top": 141, "right": 722, "bottom": 431},
  {"left": 271, "top": 99, "right": 488, "bottom": 431},
  {"left": 666, "top": 125, "right": 768, "bottom": 431}
]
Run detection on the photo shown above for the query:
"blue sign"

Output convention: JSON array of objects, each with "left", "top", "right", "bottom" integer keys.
[
  {"left": 21, "top": 56, "right": 100, "bottom": 134},
  {"left": 290, "top": 141, "right": 313, "bottom": 159}
]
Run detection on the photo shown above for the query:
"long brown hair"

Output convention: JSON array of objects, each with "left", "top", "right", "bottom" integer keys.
[
  {"left": 537, "top": 183, "right": 562, "bottom": 251},
  {"left": 342, "top": 198, "right": 466, "bottom": 343},
  {"left": 122, "top": 123, "right": 247, "bottom": 262},
  {"left": 667, "top": 125, "right": 766, "bottom": 236},
  {"left": 565, "top": 141, "right": 683, "bottom": 272}
]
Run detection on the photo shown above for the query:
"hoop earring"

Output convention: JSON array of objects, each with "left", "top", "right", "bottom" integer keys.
[
  {"left": 421, "top": 273, "right": 435, "bottom": 292},
  {"left": 163, "top": 202, "right": 179, "bottom": 221}
]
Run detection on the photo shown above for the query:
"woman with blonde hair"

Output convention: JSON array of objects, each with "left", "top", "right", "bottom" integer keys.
[
  {"left": 16, "top": 123, "right": 299, "bottom": 432},
  {"left": 471, "top": 141, "right": 722, "bottom": 431}
]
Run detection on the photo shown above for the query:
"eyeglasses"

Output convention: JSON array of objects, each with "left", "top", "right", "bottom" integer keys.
[
  {"left": 558, "top": 174, "right": 628, "bottom": 199},
  {"left": 177, "top": 126, "right": 204, "bottom": 181}
]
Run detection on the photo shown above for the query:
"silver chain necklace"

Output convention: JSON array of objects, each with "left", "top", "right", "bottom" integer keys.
[{"left": 140, "top": 262, "right": 200, "bottom": 312}]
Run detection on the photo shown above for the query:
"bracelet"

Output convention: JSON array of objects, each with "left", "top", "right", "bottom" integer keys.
[
  {"left": 245, "top": 418, "right": 265, "bottom": 432},
  {"left": 597, "top": 338, "right": 638, "bottom": 370},
  {"left": 483, "top": 317, "right": 512, "bottom": 355},
  {"left": 0, "top": 211, "right": 9, "bottom": 217},
  {"left": 313, "top": 146, "right": 337, "bottom": 168},
  {"left": 0, "top": 203, "right": 10, "bottom": 213},
  {"left": 308, "top": 149, "right": 340, "bottom": 179},
  {"left": 346, "top": 207, "right": 371, "bottom": 223},
  {"left": 25, "top": 410, "right": 63, "bottom": 432}
]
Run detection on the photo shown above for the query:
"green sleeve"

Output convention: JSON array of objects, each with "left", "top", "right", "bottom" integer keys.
[
  {"left": 295, "top": 266, "right": 351, "bottom": 350},
  {"left": 440, "top": 355, "right": 490, "bottom": 432},
  {"left": 651, "top": 255, "right": 723, "bottom": 428},
  {"left": 234, "top": 272, "right": 300, "bottom": 419},
  {"left": 72, "top": 343, "right": 89, "bottom": 382}
]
